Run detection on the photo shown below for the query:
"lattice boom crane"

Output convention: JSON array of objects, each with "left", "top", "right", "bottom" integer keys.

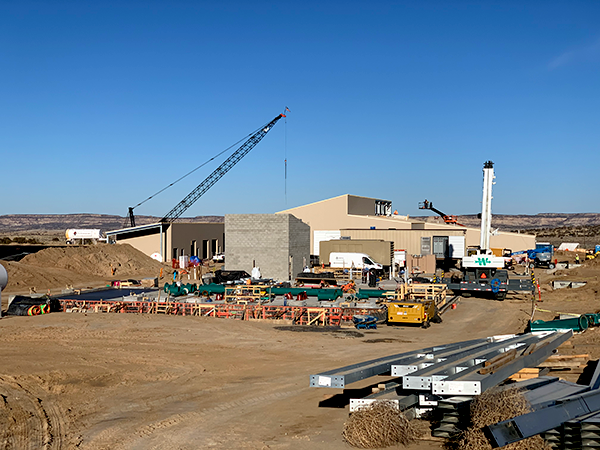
[
  {"left": 125, "top": 113, "right": 285, "bottom": 228},
  {"left": 160, "top": 113, "right": 285, "bottom": 223}
]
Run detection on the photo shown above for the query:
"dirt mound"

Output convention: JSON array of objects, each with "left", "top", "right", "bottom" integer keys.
[
  {"left": 1, "top": 244, "right": 172, "bottom": 295},
  {"left": 1, "top": 259, "right": 106, "bottom": 293},
  {"left": 21, "top": 244, "right": 166, "bottom": 277}
]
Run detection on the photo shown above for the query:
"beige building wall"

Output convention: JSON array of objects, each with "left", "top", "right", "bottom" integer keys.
[
  {"left": 107, "top": 222, "right": 224, "bottom": 262},
  {"left": 464, "top": 229, "right": 536, "bottom": 252},
  {"left": 341, "top": 229, "right": 467, "bottom": 256},
  {"left": 320, "top": 239, "right": 393, "bottom": 265},
  {"left": 115, "top": 233, "right": 161, "bottom": 256},
  {"left": 277, "top": 194, "right": 536, "bottom": 254},
  {"left": 166, "top": 223, "right": 224, "bottom": 261},
  {"left": 277, "top": 194, "right": 414, "bottom": 250}
]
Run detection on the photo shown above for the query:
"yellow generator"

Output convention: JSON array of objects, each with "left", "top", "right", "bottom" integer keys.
[{"left": 387, "top": 300, "right": 436, "bottom": 327}]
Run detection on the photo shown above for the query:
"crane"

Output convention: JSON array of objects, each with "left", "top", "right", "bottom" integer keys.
[
  {"left": 418, "top": 200, "right": 464, "bottom": 226},
  {"left": 124, "top": 112, "right": 286, "bottom": 228}
]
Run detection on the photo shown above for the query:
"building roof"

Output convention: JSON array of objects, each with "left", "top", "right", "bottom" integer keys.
[{"left": 106, "top": 223, "right": 163, "bottom": 236}]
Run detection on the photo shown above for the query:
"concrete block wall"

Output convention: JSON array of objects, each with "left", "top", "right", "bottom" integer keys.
[
  {"left": 225, "top": 214, "right": 310, "bottom": 282},
  {"left": 288, "top": 215, "right": 310, "bottom": 277}
]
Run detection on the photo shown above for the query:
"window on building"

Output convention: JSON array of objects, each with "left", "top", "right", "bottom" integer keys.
[
  {"left": 172, "top": 248, "right": 178, "bottom": 260},
  {"left": 191, "top": 240, "right": 197, "bottom": 257},
  {"left": 211, "top": 239, "right": 217, "bottom": 256},
  {"left": 421, "top": 237, "right": 431, "bottom": 255},
  {"left": 375, "top": 200, "right": 392, "bottom": 216},
  {"left": 202, "top": 240, "right": 209, "bottom": 259}
]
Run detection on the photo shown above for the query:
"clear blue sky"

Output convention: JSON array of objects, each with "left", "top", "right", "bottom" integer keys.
[{"left": 1, "top": 1, "right": 599, "bottom": 218}]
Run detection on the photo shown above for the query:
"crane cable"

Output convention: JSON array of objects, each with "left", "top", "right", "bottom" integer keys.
[
  {"left": 131, "top": 122, "right": 270, "bottom": 210},
  {"left": 284, "top": 106, "right": 290, "bottom": 205},
  {"left": 284, "top": 114, "right": 287, "bottom": 204}
]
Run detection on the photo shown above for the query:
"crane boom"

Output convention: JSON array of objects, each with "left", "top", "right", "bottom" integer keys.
[{"left": 159, "top": 113, "right": 285, "bottom": 224}]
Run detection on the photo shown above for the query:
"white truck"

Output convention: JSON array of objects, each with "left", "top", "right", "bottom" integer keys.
[
  {"left": 65, "top": 229, "right": 105, "bottom": 244},
  {"left": 329, "top": 252, "right": 382, "bottom": 270}
]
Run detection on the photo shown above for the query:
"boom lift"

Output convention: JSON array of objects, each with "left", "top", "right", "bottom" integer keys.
[
  {"left": 512, "top": 243, "right": 555, "bottom": 269},
  {"left": 418, "top": 200, "right": 464, "bottom": 226},
  {"left": 124, "top": 113, "right": 286, "bottom": 228}
]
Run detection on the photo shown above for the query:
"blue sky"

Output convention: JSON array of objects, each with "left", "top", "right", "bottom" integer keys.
[{"left": 1, "top": 1, "right": 599, "bottom": 218}]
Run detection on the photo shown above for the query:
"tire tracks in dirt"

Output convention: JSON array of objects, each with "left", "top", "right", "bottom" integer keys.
[
  {"left": 0, "top": 375, "right": 66, "bottom": 449},
  {"left": 92, "top": 387, "right": 306, "bottom": 449}
]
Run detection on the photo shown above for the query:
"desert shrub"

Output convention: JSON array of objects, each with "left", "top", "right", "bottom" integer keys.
[{"left": 343, "top": 401, "right": 420, "bottom": 448}]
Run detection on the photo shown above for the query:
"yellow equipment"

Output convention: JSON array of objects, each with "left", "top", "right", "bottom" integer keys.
[
  {"left": 387, "top": 300, "right": 436, "bottom": 327},
  {"left": 385, "top": 284, "right": 448, "bottom": 327}
]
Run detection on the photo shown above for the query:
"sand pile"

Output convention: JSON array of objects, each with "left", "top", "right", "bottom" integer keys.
[
  {"left": 20, "top": 244, "right": 166, "bottom": 277},
  {"left": 1, "top": 244, "right": 171, "bottom": 294}
]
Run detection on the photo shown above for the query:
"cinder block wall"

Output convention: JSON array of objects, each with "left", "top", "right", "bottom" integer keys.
[
  {"left": 225, "top": 214, "right": 309, "bottom": 281},
  {"left": 288, "top": 215, "right": 310, "bottom": 277}
]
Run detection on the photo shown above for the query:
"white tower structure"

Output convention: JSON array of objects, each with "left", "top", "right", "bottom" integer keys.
[
  {"left": 462, "top": 161, "right": 505, "bottom": 269},
  {"left": 480, "top": 161, "right": 495, "bottom": 251}
]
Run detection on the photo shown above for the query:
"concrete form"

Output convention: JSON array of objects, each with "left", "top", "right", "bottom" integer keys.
[
  {"left": 277, "top": 194, "right": 536, "bottom": 255},
  {"left": 224, "top": 214, "right": 309, "bottom": 282}
]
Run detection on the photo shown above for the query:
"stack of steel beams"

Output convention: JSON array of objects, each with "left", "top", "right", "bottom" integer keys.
[{"left": 310, "top": 331, "right": 572, "bottom": 416}]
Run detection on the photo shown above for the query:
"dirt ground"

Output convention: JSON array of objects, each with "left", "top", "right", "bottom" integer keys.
[{"left": 1, "top": 248, "right": 600, "bottom": 449}]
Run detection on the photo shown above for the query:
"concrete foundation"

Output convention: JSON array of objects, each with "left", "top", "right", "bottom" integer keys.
[{"left": 552, "top": 280, "right": 588, "bottom": 290}]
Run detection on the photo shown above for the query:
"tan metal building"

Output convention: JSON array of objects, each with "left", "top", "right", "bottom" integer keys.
[
  {"left": 277, "top": 194, "right": 535, "bottom": 255},
  {"left": 320, "top": 239, "right": 394, "bottom": 266},
  {"left": 106, "top": 222, "right": 224, "bottom": 263},
  {"left": 340, "top": 228, "right": 468, "bottom": 259}
]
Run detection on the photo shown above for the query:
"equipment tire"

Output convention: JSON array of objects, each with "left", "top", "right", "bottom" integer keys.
[
  {"left": 529, "top": 262, "right": 535, "bottom": 269},
  {"left": 548, "top": 263, "right": 556, "bottom": 269},
  {"left": 202, "top": 290, "right": 209, "bottom": 297}
]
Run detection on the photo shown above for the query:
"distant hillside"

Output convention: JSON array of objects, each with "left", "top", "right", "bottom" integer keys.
[
  {"left": 0, "top": 214, "right": 224, "bottom": 234},
  {"left": 3, "top": 212, "right": 600, "bottom": 234},
  {"left": 2, "top": 212, "right": 600, "bottom": 248},
  {"left": 414, "top": 213, "right": 600, "bottom": 231}
]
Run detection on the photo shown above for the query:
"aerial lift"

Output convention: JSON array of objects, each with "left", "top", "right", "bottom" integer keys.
[
  {"left": 445, "top": 161, "right": 533, "bottom": 300},
  {"left": 124, "top": 112, "right": 286, "bottom": 228},
  {"left": 418, "top": 200, "right": 464, "bottom": 226},
  {"left": 512, "top": 244, "right": 555, "bottom": 269}
]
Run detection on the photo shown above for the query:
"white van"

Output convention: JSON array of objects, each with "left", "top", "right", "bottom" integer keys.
[{"left": 329, "top": 252, "right": 383, "bottom": 270}]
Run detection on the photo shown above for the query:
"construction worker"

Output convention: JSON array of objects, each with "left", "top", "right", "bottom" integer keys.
[{"left": 575, "top": 254, "right": 580, "bottom": 265}]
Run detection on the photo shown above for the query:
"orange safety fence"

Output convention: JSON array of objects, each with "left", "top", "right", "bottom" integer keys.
[{"left": 57, "top": 299, "right": 384, "bottom": 326}]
